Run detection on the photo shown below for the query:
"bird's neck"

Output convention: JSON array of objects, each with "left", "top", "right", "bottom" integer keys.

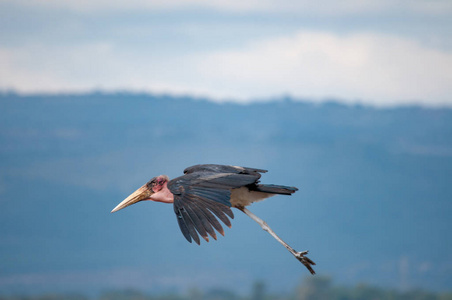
[{"left": 150, "top": 183, "right": 174, "bottom": 204}]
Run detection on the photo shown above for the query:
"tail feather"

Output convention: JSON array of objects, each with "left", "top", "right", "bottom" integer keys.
[{"left": 253, "top": 184, "right": 298, "bottom": 195}]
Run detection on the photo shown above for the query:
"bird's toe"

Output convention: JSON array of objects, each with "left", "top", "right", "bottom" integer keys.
[{"left": 294, "top": 251, "right": 316, "bottom": 275}]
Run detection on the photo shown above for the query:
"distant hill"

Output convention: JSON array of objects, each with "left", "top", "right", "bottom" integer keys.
[{"left": 0, "top": 92, "right": 451, "bottom": 294}]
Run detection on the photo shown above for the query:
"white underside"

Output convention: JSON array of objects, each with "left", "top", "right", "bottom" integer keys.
[{"left": 230, "top": 187, "right": 275, "bottom": 207}]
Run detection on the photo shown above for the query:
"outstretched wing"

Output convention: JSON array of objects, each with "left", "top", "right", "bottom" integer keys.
[
  {"left": 168, "top": 165, "right": 263, "bottom": 244},
  {"left": 184, "top": 164, "right": 267, "bottom": 175},
  {"left": 172, "top": 187, "right": 233, "bottom": 245}
]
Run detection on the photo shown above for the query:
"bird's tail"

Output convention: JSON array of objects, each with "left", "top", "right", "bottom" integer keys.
[{"left": 254, "top": 184, "right": 298, "bottom": 195}]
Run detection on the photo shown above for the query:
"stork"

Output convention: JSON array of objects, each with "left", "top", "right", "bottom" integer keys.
[{"left": 111, "top": 164, "right": 316, "bottom": 274}]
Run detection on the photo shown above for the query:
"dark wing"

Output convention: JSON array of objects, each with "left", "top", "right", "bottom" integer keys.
[
  {"left": 168, "top": 169, "right": 261, "bottom": 244},
  {"left": 184, "top": 164, "right": 267, "bottom": 175}
]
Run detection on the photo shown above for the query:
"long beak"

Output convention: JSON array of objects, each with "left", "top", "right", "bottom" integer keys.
[{"left": 111, "top": 185, "right": 151, "bottom": 213}]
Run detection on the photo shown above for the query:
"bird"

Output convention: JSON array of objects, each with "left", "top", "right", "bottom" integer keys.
[{"left": 111, "top": 164, "right": 316, "bottom": 274}]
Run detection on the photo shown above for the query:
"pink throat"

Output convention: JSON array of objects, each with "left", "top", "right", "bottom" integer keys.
[{"left": 149, "top": 182, "right": 174, "bottom": 203}]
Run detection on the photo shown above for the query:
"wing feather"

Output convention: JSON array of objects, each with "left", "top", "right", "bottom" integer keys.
[
  {"left": 174, "top": 208, "right": 192, "bottom": 243},
  {"left": 184, "top": 204, "right": 210, "bottom": 242},
  {"left": 174, "top": 201, "right": 202, "bottom": 245},
  {"left": 190, "top": 202, "right": 219, "bottom": 239},
  {"left": 200, "top": 199, "right": 233, "bottom": 228},
  {"left": 169, "top": 165, "right": 262, "bottom": 244},
  {"left": 178, "top": 206, "right": 201, "bottom": 245},
  {"left": 184, "top": 164, "right": 267, "bottom": 175},
  {"left": 190, "top": 201, "right": 224, "bottom": 237},
  {"left": 189, "top": 187, "right": 232, "bottom": 207}
]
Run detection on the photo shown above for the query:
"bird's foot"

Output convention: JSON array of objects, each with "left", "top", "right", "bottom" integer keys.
[{"left": 294, "top": 250, "right": 316, "bottom": 275}]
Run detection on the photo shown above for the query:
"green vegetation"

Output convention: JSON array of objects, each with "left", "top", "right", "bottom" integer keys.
[{"left": 1, "top": 276, "right": 451, "bottom": 300}]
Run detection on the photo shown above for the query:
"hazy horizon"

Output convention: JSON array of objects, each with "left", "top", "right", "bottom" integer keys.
[{"left": 2, "top": 89, "right": 452, "bottom": 109}]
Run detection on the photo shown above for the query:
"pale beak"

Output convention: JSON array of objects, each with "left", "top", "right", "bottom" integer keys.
[{"left": 111, "top": 185, "right": 152, "bottom": 213}]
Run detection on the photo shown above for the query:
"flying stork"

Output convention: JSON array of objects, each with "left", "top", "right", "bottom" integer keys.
[{"left": 111, "top": 164, "right": 316, "bottom": 274}]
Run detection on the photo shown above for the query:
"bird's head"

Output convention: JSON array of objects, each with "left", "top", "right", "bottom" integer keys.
[{"left": 111, "top": 175, "right": 169, "bottom": 213}]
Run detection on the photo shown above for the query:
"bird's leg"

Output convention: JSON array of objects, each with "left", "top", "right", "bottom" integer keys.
[{"left": 236, "top": 206, "right": 316, "bottom": 275}]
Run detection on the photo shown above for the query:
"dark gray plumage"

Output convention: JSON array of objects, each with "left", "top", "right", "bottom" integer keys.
[{"left": 111, "top": 164, "right": 316, "bottom": 274}]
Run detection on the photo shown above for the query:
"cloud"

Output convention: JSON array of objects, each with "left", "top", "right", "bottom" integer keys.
[
  {"left": 1, "top": 31, "right": 452, "bottom": 106},
  {"left": 0, "top": 40, "right": 219, "bottom": 97},
  {"left": 5, "top": 0, "right": 452, "bottom": 15},
  {"left": 194, "top": 31, "right": 452, "bottom": 106},
  {"left": 1, "top": 0, "right": 451, "bottom": 107}
]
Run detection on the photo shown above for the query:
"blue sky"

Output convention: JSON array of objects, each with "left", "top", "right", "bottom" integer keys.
[{"left": 1, "top": 0, "right": 452, "bottom": 106}]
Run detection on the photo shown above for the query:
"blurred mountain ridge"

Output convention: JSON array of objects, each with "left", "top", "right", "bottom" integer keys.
[{"left": 0, "top": 92, "right": 451, "bottom": 294}]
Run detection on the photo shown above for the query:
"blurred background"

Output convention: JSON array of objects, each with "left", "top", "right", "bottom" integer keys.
[{"left": 1, "top": 0, "right": 451, "bottom": 299}]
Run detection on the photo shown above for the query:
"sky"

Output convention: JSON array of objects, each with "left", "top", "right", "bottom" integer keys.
[{"left": 1, "top": 0, "right": 452, "bottom": 106}]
